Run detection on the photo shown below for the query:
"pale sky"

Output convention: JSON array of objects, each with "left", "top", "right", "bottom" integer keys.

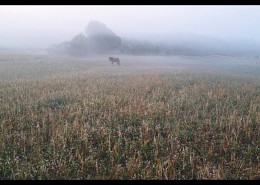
[{"left": 0, "top": 5, "right": 260, "bottom": 49}]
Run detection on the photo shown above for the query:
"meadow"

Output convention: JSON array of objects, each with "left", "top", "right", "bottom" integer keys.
[{"left": 0, "top": 53, "right": 259, "bottom": 179}]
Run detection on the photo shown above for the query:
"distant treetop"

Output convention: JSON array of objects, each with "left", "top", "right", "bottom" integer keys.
[{"left": 85, "top": 21, "right": 116, "bottom": 37}]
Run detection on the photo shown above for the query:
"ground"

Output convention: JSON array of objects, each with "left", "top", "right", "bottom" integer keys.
[{"left": 0, "top": 53, "right": 259, "bottom": 179}]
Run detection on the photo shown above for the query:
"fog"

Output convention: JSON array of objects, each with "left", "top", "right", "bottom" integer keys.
[{"left": 1, "top": 5, "right": 260, "bottom": 54}]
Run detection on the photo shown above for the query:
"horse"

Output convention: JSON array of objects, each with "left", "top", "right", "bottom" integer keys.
[{"left": 109, "top": 57, "right": 120, "bottom": 66}]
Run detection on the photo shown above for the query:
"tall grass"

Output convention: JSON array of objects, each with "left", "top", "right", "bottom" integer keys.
[{"left": 0, "top": 54, "right": 259, "bottom": 179}]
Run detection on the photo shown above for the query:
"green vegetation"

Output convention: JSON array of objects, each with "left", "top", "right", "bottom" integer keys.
[{"left": 0, "top": 53, "right": 259, "bottom": 179}]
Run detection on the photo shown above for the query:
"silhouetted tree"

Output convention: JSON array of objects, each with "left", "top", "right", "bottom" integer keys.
[
  {"left": 68, "top": 33, "right": 88, "bottom": 55},
  {"left": 85, "top": 21, "right": 121, "bottom": 53}
]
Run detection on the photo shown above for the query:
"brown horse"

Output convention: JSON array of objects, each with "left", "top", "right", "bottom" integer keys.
[{"left": 109, "top": 57, "right": 120, "bottom": 65}]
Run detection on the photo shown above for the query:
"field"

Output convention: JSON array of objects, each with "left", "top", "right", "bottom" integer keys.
[{"left": 0, "top": 53, "right": 259, "bottom": 179}]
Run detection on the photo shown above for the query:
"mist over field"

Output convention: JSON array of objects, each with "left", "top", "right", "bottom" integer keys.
[
  {"left": 1, "top": 5, "right": 260, "bottom": 56},
  {"left": 0, "top": 5, "right": 259, "bottom": 180}
]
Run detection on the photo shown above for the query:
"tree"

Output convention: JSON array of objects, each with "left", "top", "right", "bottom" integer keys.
[
  {"left": 85, "top": 21, "right": 121, "bottom": 53},
  {"left": 47, "top": 21, "right": 122, "bottom": 56},
  {"left": 68, "top": 33, "right": 88, "bottom": 55}
]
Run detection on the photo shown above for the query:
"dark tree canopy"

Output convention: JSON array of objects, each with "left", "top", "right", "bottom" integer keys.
[
  {"left": 88, "top": 34, "right": 121, "bottom": 53},
  {"left": 85, "top": 21, "right": 121, "bottom": 53},
  {"left": 86, "top": 21, "right": 116, "bottom": 37},
  {"left": 69, "top": 33, "right": 88, "bottom": 55}
]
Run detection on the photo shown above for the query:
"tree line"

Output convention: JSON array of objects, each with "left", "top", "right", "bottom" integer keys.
[{"left": 47, "top": 21, "right": 162, "bottom": 56}]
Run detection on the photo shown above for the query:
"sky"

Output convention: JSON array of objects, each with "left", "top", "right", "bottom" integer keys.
[{"left": 1, "top": 5, "right": 260, "bottom": 49}]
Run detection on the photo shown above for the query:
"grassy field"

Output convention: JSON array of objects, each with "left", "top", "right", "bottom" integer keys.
[{"left": 0, "top": 53, "right": 259, "bottom": 179}]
